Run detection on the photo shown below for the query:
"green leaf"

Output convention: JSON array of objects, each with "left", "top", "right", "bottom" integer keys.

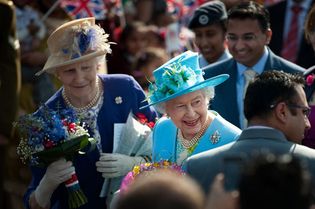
[{"left": 33, "top": 135, "right": 95, "bottom": 167}]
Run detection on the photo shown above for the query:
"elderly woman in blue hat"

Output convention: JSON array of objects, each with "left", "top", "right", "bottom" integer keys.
[{"left": 142, "top": 51, "right": 241, "bottom": 165}]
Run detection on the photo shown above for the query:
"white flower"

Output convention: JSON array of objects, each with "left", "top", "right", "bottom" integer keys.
[{"left": 115, "top": 96, "right": 123, "bottom": 104}]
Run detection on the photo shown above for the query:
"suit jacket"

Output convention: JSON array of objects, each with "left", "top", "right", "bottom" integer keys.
[
  {"left": 185, "top": 127, "right": 315, "bottom": 193},
  {"left": 203, "top": 48, "right": 305, "bottom": 128},
  {"left": 267, "top": 0, "right": 315, "bottom": 68}
]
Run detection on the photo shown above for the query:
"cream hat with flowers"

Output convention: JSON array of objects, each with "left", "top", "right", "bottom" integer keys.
[{"left": 36, "top": 17, "right": 112, "bottom": 76}]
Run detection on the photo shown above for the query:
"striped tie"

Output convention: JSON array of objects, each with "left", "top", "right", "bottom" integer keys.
[{"left": 281, "top": 5, "right": 302, "bottom": 63}]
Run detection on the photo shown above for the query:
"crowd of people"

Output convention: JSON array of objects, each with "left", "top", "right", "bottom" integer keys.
[{"left": 2, "top": 0, "right": 315, "bottom": 209}]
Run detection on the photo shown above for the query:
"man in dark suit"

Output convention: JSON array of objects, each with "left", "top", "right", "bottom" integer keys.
[
  {"left": 185, "top": 71, "right": 315, "bottom": 194},
  {"left": 268, "top": 0, "right": 315, "bottom": 69},
  {"left": 203, "top": 1, "right": 305, "bottom": 129}
]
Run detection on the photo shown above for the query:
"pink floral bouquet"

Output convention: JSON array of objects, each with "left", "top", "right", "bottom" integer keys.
[{"left": 15, "top": 105, "right": 96, "bottom": 209}]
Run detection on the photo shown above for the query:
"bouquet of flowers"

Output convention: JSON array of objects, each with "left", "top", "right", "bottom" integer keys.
[
  {"left": 120, "top": 160, "right": 185, "bottom": 193},
  {"left": 99, "top": 112, "right": 156, "bottom": 197},
  {"left": 15, "top": 105, "right": 96, "bottom": 209}
]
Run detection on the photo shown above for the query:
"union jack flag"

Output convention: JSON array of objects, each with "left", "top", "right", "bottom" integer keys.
[{"left": 60, "top": 0, "right": 106, "bottom": 20}]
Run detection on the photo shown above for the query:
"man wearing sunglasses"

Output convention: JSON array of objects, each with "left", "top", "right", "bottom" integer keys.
[{"left": 185, "top": 71, "right": 315, "bottom": 194}]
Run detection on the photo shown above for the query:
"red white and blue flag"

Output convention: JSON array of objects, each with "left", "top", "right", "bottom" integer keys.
[{"left": 60, "top": 0, "right": 106, "bottom": 20}]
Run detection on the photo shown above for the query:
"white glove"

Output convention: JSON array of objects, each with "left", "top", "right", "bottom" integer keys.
[
  {"left": 34, "top": 158, "right": 75, "bottom": 208},
  {"left": 96, "top": 153, "right": 144, "bottom": 178}
]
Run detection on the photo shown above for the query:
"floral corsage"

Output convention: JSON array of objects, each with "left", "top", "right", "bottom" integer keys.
[
  {"left": 15, "top": 105, "right": 96, "bottom": 209},
  {"left": 120, "top": 160, "right": 185, "bottom": 193}
]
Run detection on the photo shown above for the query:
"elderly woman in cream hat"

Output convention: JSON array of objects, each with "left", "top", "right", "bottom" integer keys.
[
  {"left": 24, "top": 18, "right": 157, "bottom": 209},
  {"left": 142, "top": 51, "right": 240, "bottom": 165}
]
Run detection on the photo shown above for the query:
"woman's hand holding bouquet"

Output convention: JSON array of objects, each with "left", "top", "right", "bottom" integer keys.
[
  {"left": 15, "top": 105, "right": 96, "bottom": 208},
  {"left": 35, "top": 159, "right": 74, "bottom": 208}
]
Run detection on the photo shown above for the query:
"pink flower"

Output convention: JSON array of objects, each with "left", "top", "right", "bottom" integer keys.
[{"left": 306, "top": 74, "right": 314, "bottom": 86}]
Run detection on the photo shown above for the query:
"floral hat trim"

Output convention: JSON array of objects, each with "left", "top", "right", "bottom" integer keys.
[
  {"left": 140, "top": 56, "right": 229, "bottom": 109},
  {"left": 147, "top": 58, "right": 203, "bottom": 104},
  {"left": 58, "top": 22, "right": 112, "bottom": 60},
  {"left": 36, "top": 18, "right": 113, "bottom": 76}
]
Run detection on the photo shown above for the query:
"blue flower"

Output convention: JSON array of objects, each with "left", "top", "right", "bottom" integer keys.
[
  {"left": 15, "top": 105, "right": 88, "bottom": 165},
  {"left": 77, "top": 29, "right": 91, "bottom": 54},
  {"left": 148, "top": 63, "right": 198, "bottom": 104}
]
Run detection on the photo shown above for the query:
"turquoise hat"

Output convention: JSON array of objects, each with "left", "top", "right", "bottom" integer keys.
[{"left": 140, "top": 50, "right": 229, "bottom": 109}]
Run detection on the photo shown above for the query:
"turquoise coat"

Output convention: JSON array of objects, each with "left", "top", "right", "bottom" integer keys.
[{"left": 152, "top": 112, "right": 241, "bottom": 165}]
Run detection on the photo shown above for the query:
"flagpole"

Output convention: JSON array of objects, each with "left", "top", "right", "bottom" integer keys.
[{"left": 41, "top": 0, "right": 63, "bottom": 22}]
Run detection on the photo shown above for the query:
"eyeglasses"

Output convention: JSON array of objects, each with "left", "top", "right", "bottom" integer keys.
[
  {"left": 286, "top": 103, "right": 311, "bottom": 117},
  {"left": 226, "top": 34, "right": 257, "bottom": 42},
  {"left": 270, "top": 103, "right": 311, "bottom": 117}
]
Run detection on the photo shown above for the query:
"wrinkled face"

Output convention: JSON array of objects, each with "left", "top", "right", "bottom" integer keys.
[
  {"left": 284, "top": 85, "right": 311, "bottom": 144},
  {"left": 56, "top": 58, "right": 99, "bottom": 99},
  {"left": 193, "top": 24, "right": 227, "bottom": 64},
  {"left": 165, "top": 90, "right": 209, "bottom": 139},
  {"left": 226, "top": 18, "right": 271, "bottom": 67}
]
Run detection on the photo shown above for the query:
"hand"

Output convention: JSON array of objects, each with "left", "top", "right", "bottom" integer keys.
[
  {"left": 34, "top": 158, "right": 74, "bottom": 208},
  {"left": 205, "top": 173, "right": 239, "bottom": 209},
  {"left": 96, "top": 153, "right": 143, "bottom": 178}
]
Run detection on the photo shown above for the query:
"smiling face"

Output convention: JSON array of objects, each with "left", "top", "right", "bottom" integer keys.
[
  {"left": 226, "top": 18, "right": 271, "bottom": 67},
  {"left": 193, "top": 24, "right": 227, "bottom": 64},
  {"left": 165, "top": 90, "right": 209, "bottom": 139},
  {"left": 56, "top": 57, "right": 99, "bottom": 104}
]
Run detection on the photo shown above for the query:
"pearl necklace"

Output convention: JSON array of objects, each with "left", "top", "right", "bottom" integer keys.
[
  {"left": 62, "top": 78, "right": 101, "bottom": 113},
  {"left": 178, "top": 115, "right": 210, "bottom": 149}
]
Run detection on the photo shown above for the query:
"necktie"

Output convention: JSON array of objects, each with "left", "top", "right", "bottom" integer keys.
[
  {"left": 243, "top": 69, "right": 257, "bottom": 98},
  {"left": 243, "top": 69, "right": 257, "bottom": 128},
  {"left": 281, "top": 5, "right": 302, "bottom": 63}
]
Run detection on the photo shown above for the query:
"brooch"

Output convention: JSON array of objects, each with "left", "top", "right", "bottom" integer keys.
[
  {"left": 115, "top": 96, "right": 122, "bottom": 104},
  {"left": 210, "top": 130, "right": 220, "bottom": 144}
]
